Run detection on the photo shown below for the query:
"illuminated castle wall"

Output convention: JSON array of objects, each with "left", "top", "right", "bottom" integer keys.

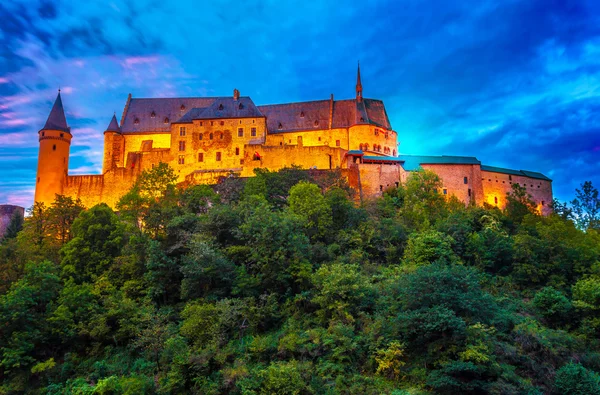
[{"left": 34, "top": 66, "right": 553, "bottom": 214}]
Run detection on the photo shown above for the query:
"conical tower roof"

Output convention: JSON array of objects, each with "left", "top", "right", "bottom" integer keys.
[
  {"left": 43, "top": 91, "right": 70, "bottom": 133},
  {"left": 105, "top": 114, "right": 120, "bottom": 133}
]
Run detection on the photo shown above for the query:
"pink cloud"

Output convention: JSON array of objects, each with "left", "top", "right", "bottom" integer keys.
[
  {"left": 0, "top": 118, "right": 30, "bottom": 126},
  {"left": 0, "top": 132, "right": 32, "bottom": 145},
  {"left": 0, "top": 77, "right": 9, "bottom": 84},
  {"left": 121, "top": 56, "right": 160, "bottom": 69}
]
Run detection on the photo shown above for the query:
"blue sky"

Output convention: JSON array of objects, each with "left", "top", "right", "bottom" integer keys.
[{"left": 1, "top": 0, "right": 599, "bottom": 207}]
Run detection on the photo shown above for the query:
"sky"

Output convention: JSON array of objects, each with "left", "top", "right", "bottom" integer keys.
[{"left": 1, "top": 0, "right": 599, "bottom": 207}]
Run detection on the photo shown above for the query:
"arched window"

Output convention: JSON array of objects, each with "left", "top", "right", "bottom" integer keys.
[
  {"left": 393, "top": 149, "right": 396, "bottom": 156},
  {"left": 359, "top": 144, "right": 364, "bottom": 151}
]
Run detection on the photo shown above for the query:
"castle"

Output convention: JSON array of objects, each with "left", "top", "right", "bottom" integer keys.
[{"left": 34, "top": 66, "right": 553, "bottom": 214}]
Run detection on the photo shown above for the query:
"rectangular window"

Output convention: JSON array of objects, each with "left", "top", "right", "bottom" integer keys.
[
  {"left": 220, "top": 121, "right": 224, "bottom": 126},
  {"left": 443, "top": 189, "right": 447, "bottom": 195},
  {"left": 179, "top": 141, "right": 186, "bottom": 151},
  {"left": 211, "top": 121, "right": 214, "bottom": 126},
  {"left": 198, "top": 153, "right": 204, "bottom": 162},
  {"left": 199, "top": 133, "right": 203, "bottom": 140},
  {"left": 199, "top": 122, "right": 203, "bottom": 126},
  {"left": 178, "top": 155, "right": 185, "bottom": 165},
  {"left": 235, "top": 147, "right": 240, "bottom": 155},
  {"left": 238, "top": 128, "right": 244, "bottom": 137},
  {"left": 336, "top": 140, "right": 340, "bottom": 146},
  {"left": 509, "top": 175, "right": 512, "bottom": 181},
  {"left": 179, "top": 126, "right": 186, "bottom": 136},
  {"left": 251, "top": 127, "right": 256, "bottom": 137},
  {"left": 468, "top": 188, "right": 471, "bottom": 197},
  {"left": 463, "top": 176, "right": 468, "bottom": 184},
  {"left": 216, "top": 152, "right": 221, "bottom": 161}
]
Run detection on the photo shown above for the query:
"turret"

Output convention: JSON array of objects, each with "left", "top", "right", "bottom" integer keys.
[
  {"left": 34, "top": 91, "right": 72, "bottom": 207},
  {"left": 102, "top": 114, "right": 123, "bottom": 172},
  {"left": 356, "top": 62, "right": 363, "bottom": 103}
]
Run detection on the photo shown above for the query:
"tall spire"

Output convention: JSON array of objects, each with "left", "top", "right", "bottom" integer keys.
[
  {"left": 356, "top": 62, "right": 363, "bottom": 102},
  {"left": 43, "top": 91, "right": 70, "bottom": 132},
  {"left": 105, "top": 114, "right": 120, "bottom": 133}
]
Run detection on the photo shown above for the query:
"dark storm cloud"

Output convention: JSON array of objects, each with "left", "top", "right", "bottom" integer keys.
[{"left": 1, "top": 0, "right": 599, "bottom": 205}]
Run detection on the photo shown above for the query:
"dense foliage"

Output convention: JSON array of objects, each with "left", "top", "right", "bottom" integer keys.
[{"left": 1, "top": 165, "right": 600, "bottom": 394}]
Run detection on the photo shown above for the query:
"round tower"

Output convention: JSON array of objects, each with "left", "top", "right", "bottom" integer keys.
[
  {"left": 102, "top": 114, "right": 122, "bottom": 173},
  {"left": 35, "top": 91, "right": 72, "bottom": 207}
]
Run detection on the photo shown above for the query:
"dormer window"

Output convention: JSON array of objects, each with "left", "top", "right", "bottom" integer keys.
[
  {"left": 238, "top": 103, "right": 244, "bottom": 110},
  {"left": 164, "top": 117, "right": 169, "bottom": 124},
  {"left": 180, "top": 104, "right": 186, "bottom": 111},
  {"left": 150, "top": 111, "right": 156, "bottom": 118},
  {"left": 360, "top": 117, "right": 365, "bottom": 122},
  {"left": 218, "top": 104, "right": 224, "bottom": 110},
  {"left": 314, "top": 120, "right": 319, "bottom": 127},
  {"left": 278, "top": 123, "right": 283, "bottom": 130},
  {"left": 134, "top": 118, "right": 140, "bottom": 125},
  {"left": 300, "top": 111, "right": 304, "bottom": 117}
]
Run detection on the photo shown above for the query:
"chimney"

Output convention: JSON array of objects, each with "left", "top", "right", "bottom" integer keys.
[{"left": 233, "top": 88, "right": 240, "bottom": 101}]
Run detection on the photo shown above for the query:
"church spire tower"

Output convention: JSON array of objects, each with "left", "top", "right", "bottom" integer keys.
[
  {"left": 356, "top": 62, "right": 363, "bottom": 102},
  {"left": 35, "top": 90, "right": 72, "bottom": 206}
]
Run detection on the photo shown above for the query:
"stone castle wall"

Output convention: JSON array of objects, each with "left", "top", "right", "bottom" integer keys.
[
  {"left": 481, "top": 170, "right": 553, "bottom": 215},
  {"left": 420, "top": 164, "right": 484, "bottom": 206}
]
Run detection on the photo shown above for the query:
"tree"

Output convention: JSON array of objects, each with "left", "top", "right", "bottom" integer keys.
[
  {"left": 554, "top": 363, "right": 600, "bottom": 395},
  {"left": 398, "top": 169, "right": 447, "bottom": 230},
  {"left": 571, "top": 181, "right": 600, "bottom": 231},
  {"left": 47, "top": 195, "right": 85, "bottom": 245},
  {"left": 2, "top": 209, "right": 23, "bottom": 242},
  {"left": 0, "top": 260, "right": 61, "bottom": 373},
  {"left": 116, "top": 162, "right": 178, "bottom": 232},
  {"left": 505, "top": 183, "right": 537, "bottom": 225},
  {"left": 402, "top": 230, "right": 458, "bottom": 267},
  {"left": 60, "top": 204, "right": 125, "bottom": 283},
  {"left": 288, "top": 181, "right": 333, "bottom": 240}
]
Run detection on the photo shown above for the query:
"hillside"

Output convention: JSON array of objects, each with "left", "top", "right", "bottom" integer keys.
[{"left": 1, "top": 165, "right": 599, "bottom": 394}]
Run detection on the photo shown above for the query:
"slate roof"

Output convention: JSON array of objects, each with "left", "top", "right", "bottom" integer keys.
[
  {"left": 481, "top": 165, "right": 552, "bottom": 181},
  {"left": 105, "top": 114, "right": 120, "bottom": 132},
  {"left": 121, "top": 97, "right": 216, "bottom": 133},
  {"left": 399, "top": 155, "right": 481, "bottom": 171},
  {"left": 42, "top": 92, "right": 70, "bottom": 133},
  {"left": 120, "top": 94, "right": 392, "bottom": 134},
  {"left": 258, "top": 98, "right": 391, "bottom": 133}
]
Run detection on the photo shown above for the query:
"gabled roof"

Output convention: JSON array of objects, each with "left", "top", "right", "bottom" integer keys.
[
  {"left": 481, "top": 165, "right": 552, "bottom": 181},
  {"left": 105, "top": 114, "right": 120, "bottom": 132},
  {"left": 257, "top": 97, "right": 391, "bottom": 133},
  {"left": 119, "top": 94, "right": 392, "bottom": 134},
  {"left": 42, "top": 92, "right": 70, "bottom": 133},
  {"left": 121, "top": 97, "right": 216, "bottom": 133},
  {"left": 399, "top": 155, "right": 481, "bottom": 171}
]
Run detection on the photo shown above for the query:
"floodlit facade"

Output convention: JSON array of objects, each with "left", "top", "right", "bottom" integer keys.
[{"left": 34, "top": 66, "right": 553, "bottom": 214}]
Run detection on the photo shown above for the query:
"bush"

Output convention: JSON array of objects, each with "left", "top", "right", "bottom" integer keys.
[{"left": 554, "top": 363, "right": 600, "bottom": 395}]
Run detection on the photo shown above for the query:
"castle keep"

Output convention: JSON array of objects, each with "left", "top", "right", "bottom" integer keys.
[{"left": 34, "top": 66, "right": 553, "bottom": 213}]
